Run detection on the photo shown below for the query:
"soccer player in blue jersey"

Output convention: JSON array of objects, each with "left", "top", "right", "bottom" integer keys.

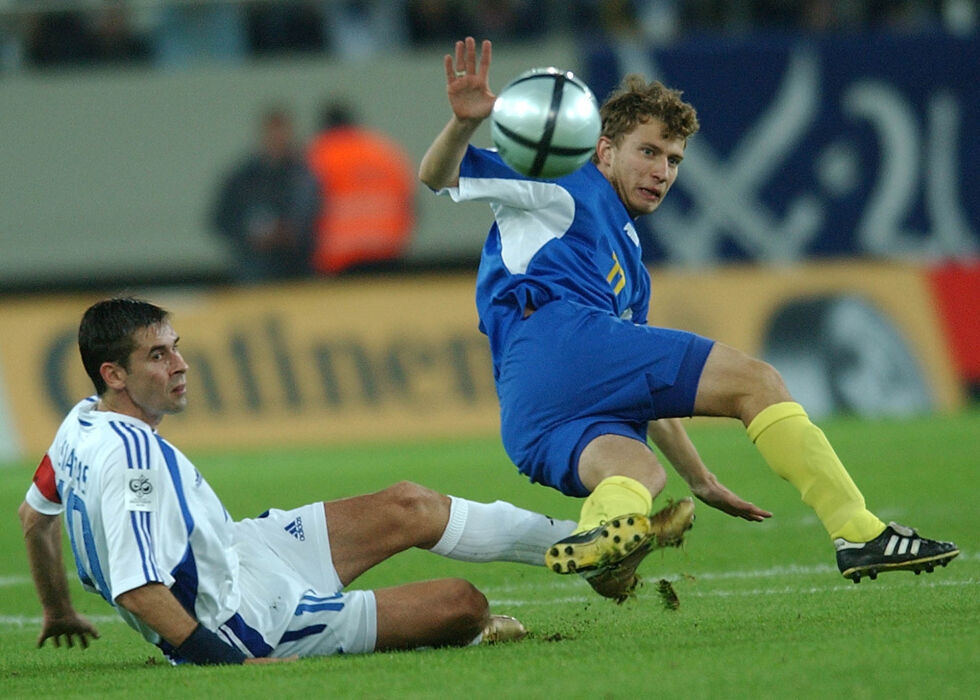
[
  {"left": 419, "top": 37, "right": 958, "bottom": 600},
  {"left": 18, "top": 297, "right": 581, "bottom": 663}
]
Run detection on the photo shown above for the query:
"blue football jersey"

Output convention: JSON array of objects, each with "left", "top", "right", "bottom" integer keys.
[{"left": 440, "top": 146, "right": 651, "bottom": 373}]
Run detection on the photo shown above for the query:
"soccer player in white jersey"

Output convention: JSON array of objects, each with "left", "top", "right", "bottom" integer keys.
[
  {"left": 418, "top": 37, "right": 958, "bottom": 600},
  {"left": 19, "top": 297, "right": 590, "bottom": 664}
]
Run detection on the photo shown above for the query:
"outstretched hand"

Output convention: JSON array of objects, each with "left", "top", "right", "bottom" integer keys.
[
  {"left": 38, "top": 612, "right": 100, "bottom": 650},
  {"left": 443, "top": 37, "right": 496, "bottom": 123},
  {"left": 691, "top": 474, "right": 773, "bottom": 522}
]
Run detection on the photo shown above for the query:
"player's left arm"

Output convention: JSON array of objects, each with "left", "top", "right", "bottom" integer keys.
[
  {"left": 647, "top": 419, "right": 772, "bottom": 521},
  {"left": 18, "top": 501, "right": 101, "bottom": 649},
  {"left": 116, "top": 583, "right": 293, "bottom": 665}
]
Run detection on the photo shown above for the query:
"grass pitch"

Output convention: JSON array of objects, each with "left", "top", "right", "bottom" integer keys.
[{"left": 1, "top": 412, "right": 977, "bottom": 699}]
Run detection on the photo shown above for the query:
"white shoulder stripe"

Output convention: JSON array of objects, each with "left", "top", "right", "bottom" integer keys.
[{"left": 456, "top": 177, "right": 576, "bottom": 275}]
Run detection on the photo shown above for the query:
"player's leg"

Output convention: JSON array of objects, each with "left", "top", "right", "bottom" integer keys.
[
  {"left": 577, "top": 433, "right": 665, "bottom": 519},
  {"left": 323, "top": 481, "right": 576, "bottom": 586},
  {"left": 545, "top": 432, "right": 695, "bottom": 590},
  {"left": 275, "top": 579, "right": 525, "bottom": 657},
  {"left": 496, "top": 310, "right": 704, "bottom": 585},
  {"left": 373, "top": 578, "right": 490, "bottom": 650},
  {"left": 562, "top": 324, "right": 713, "bottom": 538},
  {"left": 694, "top": 341, "right": 958, "bottom": 580},
  {"left": 694, "top": 341, "right": 885, "bottom": 542}
]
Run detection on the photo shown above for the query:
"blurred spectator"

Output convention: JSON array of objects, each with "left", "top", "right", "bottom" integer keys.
[
  {"left": 24, "top": 10, "right": 97, "bottom": 66},
  {"left": 150, "top": 3, "right": 248, "bottom": 69},
  {"left": 404, "top": 0, "right": 473, "bottom": 45},
  {"left": 5, "top": 1, "right": 971, "bottom": 72},
  {"left": 306, "top": 102, "right": 416, "bottom": 274},
  {"left": 211, "top": 107, "right": 320, "bottom": 283},
  {"left": 0, "top": 13, "right": 27, "bottom": 71},
  {"left": 89, "top": 3, "right": 151, "bottom": 64},
  {"left": 468, "top": 0, "right": 549, "bottom": 41},
  {"left": 320, "top": 0, "right": 408, "bottom": 61},
  {"left": 246, "top": 1, "right": 325, "bottom": 57},
  {"left": 24, "top": 4, "right": 149, "bottom": 68}
]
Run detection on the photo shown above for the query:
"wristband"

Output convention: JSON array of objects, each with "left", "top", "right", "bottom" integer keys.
[{"left": 175, "top": 623, "right": 247, "bottom": 665}]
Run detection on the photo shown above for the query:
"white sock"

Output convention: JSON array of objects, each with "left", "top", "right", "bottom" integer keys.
[{"left": 429, "top": 497, "right": 576, "bottom": 567}]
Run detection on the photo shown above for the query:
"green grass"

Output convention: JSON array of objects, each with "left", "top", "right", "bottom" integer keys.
[{"left": 1, "top": 412, "right": 977, "bottom": 699}]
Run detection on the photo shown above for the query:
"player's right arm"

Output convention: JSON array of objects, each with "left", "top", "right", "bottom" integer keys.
[
  {"left": 419, "top": 37, "right": 496, "bottom": 190},
  {"left": 19, "top": 500, "right": 100, "bottom": 649},
  {"left": 647, "top": 418, "right": 773, "bottom": 522}
]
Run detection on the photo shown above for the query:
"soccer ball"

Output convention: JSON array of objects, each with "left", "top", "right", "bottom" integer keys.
[{"left": 491, "top": 67, "right": 601, "bottom": 179}]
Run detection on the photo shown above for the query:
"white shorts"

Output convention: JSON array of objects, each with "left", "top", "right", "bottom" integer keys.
[{"left": 233, "top": 503, "right": 378, "bottom": 658}]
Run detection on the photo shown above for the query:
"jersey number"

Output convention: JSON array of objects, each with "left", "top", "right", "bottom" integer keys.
[
  {"left": 65, "top": 490, "right": 112, "bottom": 602},
  {"left": 606, "top": 252, "right": 627, "bottom": 295}
]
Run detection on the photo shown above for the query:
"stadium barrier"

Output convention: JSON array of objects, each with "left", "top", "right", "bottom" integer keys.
[{"left": 0, "top": 263, "right": 965, "bottom": 463}]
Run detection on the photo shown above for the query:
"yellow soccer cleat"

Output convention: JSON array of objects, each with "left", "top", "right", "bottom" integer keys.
[
  {"left": 580, "top": 498, "right": 696, "bottom": 603},
  {"left": 545, "top": 513, "right": 653, "bottom": 575},
  {"left": 648, "top": 496, "right": 696, "bottom": 548}
]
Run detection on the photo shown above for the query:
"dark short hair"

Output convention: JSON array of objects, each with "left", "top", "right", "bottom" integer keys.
[{"left": 78, "top": 297, "right": 169, "bottom": 395}]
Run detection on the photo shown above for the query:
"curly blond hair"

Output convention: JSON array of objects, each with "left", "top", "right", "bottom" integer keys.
[{"left": 594, "top": 74, "right": 699, "bottom": 157}]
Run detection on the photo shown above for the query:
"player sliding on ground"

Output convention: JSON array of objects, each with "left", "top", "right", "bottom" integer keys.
[
  {"left": 418, "top": 37, "right": 958, "bottom": 600},
  {"left": 20, "top": 297, "right": 607, "bottom": 664}
]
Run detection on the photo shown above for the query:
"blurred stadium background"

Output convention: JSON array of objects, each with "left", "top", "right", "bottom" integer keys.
[{"left": 0, "top": 0, "right": 978, "bottom": 463}]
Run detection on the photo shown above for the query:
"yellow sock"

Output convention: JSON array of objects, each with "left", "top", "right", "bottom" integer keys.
[
  {"left": 575, "top": 476, "right": 653, "bottom": 534},
  {"left": 747, "top": 402, "right": 885, "bottom": 542}
]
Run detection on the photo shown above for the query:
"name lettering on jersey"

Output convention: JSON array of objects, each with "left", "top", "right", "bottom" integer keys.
[
  {"left": 60, "top": 445, "right": 91, "bottom": 495},
  {"left": 606, "top": 252, "right": 627, "bottom": 295},
  {"left": 125, "top": 470, "right": 158, "bottom": 512}
]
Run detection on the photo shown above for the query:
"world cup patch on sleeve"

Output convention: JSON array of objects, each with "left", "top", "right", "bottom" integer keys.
[{"left": 125, "top": 470, "right": 158, "bottom": 512}]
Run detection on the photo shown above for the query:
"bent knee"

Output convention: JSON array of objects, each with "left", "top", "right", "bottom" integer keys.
[
  {"left": 443, "top": 578, "right": 489, "bottom": 634},
  {"left": 380, "top": 481, "right": 450, "bottom": 545},
  {"left": 737, "top": 358, "right": 792, "bottom": 420},
  {"left": 699, "top": 344, "right": 792, "bottom": 421},
  {"left": 752, "top": 358, "right": 789, "bottom": 399},
  {"left": 381, "top": 481, "right": 444, "bottom": 516}
]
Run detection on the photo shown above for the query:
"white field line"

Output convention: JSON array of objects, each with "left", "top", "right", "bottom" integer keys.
[
  {"left": 0, "top": 613, "right": 121, "bottom": 627},
  {"left": 3, "top": 577, "right": 975, "bottom": 626},
  {"left": 0, "top": 575, "right": 29, "bottom": 588},
  {"left": 487, "top": 578, "right": 978, "bottom": 608},
  {"left": 1, "top": 552, "right": 975, "bottom": 625}
]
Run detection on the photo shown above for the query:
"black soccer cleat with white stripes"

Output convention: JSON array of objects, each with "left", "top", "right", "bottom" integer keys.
[{"left": 835, "top": 521, "right": 959, "bottom": 583}]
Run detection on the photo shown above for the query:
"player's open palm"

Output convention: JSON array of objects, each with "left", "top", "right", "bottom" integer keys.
[
  {"left": 444, "top": 37, "right": 495, "bottom": 122},
  {"left": 38, "top": 611, "right": 100, "bottom": 649},
  {"left": 691, "top": 474, "right": 773, "bottom": 522}
]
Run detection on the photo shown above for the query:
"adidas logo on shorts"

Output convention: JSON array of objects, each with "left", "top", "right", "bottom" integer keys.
[{"left": 284, "top": 517, "right": 306, "bottom": 541}]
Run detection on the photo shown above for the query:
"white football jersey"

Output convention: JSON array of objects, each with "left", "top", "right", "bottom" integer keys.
[{"left": 25, "top": 398, "right": 300, "bottom": 657}]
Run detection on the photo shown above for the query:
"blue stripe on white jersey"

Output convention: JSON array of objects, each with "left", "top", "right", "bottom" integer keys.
[
  {"left": 155, "top": 435, "right": 201, "bottom": 618},
  {"left": 130, "top": 511, "right": 159, "bottom": 581},
  {"left": 168, "top": 547, "right": 199, "bottom": 616},
  {"left": 294, "top": 592, "right": 345, "bottom": 615},
  {"left": 156, "top": 436, "right": 195, "bottom": 534},
  {"left": 110, "top": 420, "right": 162, "bottom": 582},
  {"left": 220, "top": 613, "right": 274, "bottom": 657},
  {"left": 279, "top": 624, "right": 327, "bottom": 644}
]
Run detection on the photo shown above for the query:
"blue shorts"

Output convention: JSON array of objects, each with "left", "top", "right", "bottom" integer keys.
[{"left": 496, "top": 300, "right": 714, "bottom": 497}]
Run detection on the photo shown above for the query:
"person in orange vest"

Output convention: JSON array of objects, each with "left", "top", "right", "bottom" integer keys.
[{"left": 307, "top": 102, "right": 416, "bottom": 274}]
